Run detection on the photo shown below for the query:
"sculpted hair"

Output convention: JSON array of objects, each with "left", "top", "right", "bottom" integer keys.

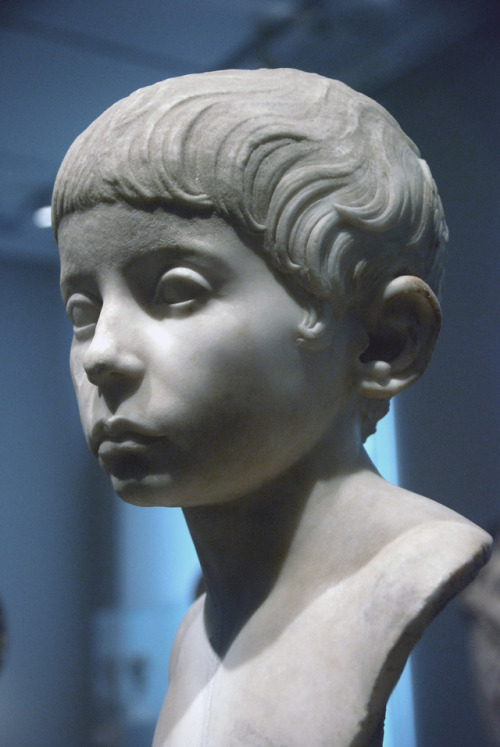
[{"left": 52, "top": 68, "right": 448, "bottom": 438}]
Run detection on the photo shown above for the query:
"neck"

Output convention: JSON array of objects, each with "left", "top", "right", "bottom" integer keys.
[{"left": 183, "top": 427, "right": 371, "bottom": 655}]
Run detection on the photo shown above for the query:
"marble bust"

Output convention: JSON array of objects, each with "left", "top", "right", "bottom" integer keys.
[{"left": 52, "top": 68, "right": 491, "bottom": 746}]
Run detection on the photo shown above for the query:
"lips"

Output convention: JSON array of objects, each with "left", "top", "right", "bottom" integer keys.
[
  {"left": 98, "top": 433, "right": 159, "bottom": 457},
  {"left": 88, "top": 417, "right": 190, "bottom": 488},
  {"left": 89, "top": 421, "right": 165, "bottom": 483},
  {"left": 89, "top": 418, "right": 163, "bottom": 457}
]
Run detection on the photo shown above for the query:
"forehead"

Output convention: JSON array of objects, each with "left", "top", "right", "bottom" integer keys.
[
  {"left": 58, "top": 203, "right": 231, "bottom": 263},
  {"left": 58, "top": 202, "right": 274, "bottom": 298}
]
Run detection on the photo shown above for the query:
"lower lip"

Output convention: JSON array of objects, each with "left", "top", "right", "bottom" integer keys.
[
  {"left": 98, "top": 438, "right": 158, "bottom": 458},
  {"left": 96, "top": 435, "right": 185, "bottom": 485},
  {"left": 97, "top": 437, "right": 161, "bottom": 479}
]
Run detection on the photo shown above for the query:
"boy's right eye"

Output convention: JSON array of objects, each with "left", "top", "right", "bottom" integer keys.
[{"left": 66, "top": 293, "right": 100, "bottom": 336}]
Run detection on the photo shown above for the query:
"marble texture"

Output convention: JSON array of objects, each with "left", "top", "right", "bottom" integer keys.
[
  {"left": 462, "top": 533, "right": 500, "bottom": 745},
  {"left": 52, "top": 68, "right": 491, "bottom": 746}
]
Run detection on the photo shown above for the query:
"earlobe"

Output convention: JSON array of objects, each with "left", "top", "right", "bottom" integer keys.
[{"left": 356, "top": 275, "right": 441, "bottom": 399}]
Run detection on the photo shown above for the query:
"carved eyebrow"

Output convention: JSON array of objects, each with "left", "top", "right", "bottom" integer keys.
[
  {"left": 60, "top": 271, "right": 99, "bottom": 305},
  {"left": 122, "top": 242, "right": 235, "bottom": 281},
  {"left": 59, "top": 235, "right": 239, "bottom": 302}
]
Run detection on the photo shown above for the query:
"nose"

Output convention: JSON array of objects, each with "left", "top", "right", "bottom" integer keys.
[{"left": 83, "top": 309, "right": 145, "bottom": 388}]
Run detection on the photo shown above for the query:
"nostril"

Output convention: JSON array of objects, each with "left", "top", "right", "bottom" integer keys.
[
  {"left": 84, "top": 352, "right": 145, "bottom": 386},
  {"left": 84, "top": 360, "right": 110, "bottom": 386}
]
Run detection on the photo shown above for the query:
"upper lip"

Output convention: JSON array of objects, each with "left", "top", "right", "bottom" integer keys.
[{"left": 90, "top": 418, "right": 161, "bottom": 456}]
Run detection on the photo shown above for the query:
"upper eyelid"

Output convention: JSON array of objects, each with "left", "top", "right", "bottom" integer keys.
[
  {"left": 64, "top": 289, "right": 101, "bottom": 309},
  {"left": 124, "top": 247, "right": 233, "bottom": 291},
  {"left": 61, "top": 275, "right": 99, "bottom": 305},
  {"left": 156, "top": 266, "right": 213, "bottom": 288},
  {"left": 153, "top": 268, "right": 215, "bottom": 311},
  {"left": 124, "top": 244, "right": 228, "bottom": 276},
  {"left": 66, "top": 292, "right": 99, "bottom": 307}
]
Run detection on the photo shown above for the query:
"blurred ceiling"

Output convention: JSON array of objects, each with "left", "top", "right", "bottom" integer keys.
[{"left": 1, "top": 0, "right": 497, "bottom": 262}]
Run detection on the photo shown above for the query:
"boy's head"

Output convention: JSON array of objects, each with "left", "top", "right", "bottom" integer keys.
[{"left": 53, "top": 68, "right": 447, "bottom": 440}]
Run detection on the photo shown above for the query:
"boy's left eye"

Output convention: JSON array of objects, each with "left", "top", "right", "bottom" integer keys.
[{"left": 154, "top": 267, "right": 213, "bottom": 310}]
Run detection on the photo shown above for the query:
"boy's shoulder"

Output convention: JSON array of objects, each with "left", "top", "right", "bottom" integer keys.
[
  {"left": 156, "top": 479, "right": 492, "bottom": 747},
  {"left": 340, "top": 475, "right": 492, "bottom": 628}
]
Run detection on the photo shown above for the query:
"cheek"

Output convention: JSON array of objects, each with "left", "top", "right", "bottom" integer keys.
[
  {"left": 70, "top": 346, "right": 85, "bottom": 391},
  {"left": 172, "top": 323, "right": 308, "bottom": 443},
  {"left": 70, "top": 345, "right": 93, "bottom": 430},
  {"left": 175, "top": 313, "right": 298, "bottom": 395}
]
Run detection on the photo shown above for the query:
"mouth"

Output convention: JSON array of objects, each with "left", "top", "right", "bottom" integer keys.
[
  {"left": 89, "top": 420, "right": 170, "bottom": 483},
  {"left": 90, "top": 418, "right": 162, "bottom": 456},
  {"left": 89, "top": 418, "right": 188, "bottom": 486},
  {"left": 97, "top": 433, "right": 160, "bottom": 458},
  {"left": 98, "top": 442, "right": 156, "bottom": 482},
  {"left": 99, "top": 439, "right": 167, "bottom": 485}
]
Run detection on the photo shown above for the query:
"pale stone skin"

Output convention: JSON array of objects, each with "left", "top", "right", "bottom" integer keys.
[
  {"left": 462, "top": 535, "right": 500, "bottom": 745},
  {"left": 53, "top": 69, "right": 492, "bottom": 746},
  {"left": 153, "top": 480, "right": 489, "bottom": 747}
]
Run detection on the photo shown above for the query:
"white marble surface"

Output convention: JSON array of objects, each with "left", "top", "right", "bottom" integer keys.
[{"left": 53, "top": 68, "right": 491, "bottom": 746}]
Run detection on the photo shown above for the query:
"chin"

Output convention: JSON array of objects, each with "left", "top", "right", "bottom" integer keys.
[{"left": 109, "top": 472, "right": 184, "bottom": 508}]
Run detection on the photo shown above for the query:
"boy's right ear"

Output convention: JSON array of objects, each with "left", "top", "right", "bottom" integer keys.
[{"left": 354, "top": 275, "right": 441, "bottom": 399}]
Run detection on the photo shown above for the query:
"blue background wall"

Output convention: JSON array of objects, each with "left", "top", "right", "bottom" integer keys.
[{"left": 0, "top": 259, "right": 93, "bottom": 743}]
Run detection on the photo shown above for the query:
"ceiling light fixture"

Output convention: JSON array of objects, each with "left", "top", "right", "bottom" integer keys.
[{"left": 32, "top": 205, "right": 52, "bottom": 229}]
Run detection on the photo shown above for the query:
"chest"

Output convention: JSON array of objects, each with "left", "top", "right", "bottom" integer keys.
[{"left": 153, "top": 587, "right": 392, "bottom": 747}]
